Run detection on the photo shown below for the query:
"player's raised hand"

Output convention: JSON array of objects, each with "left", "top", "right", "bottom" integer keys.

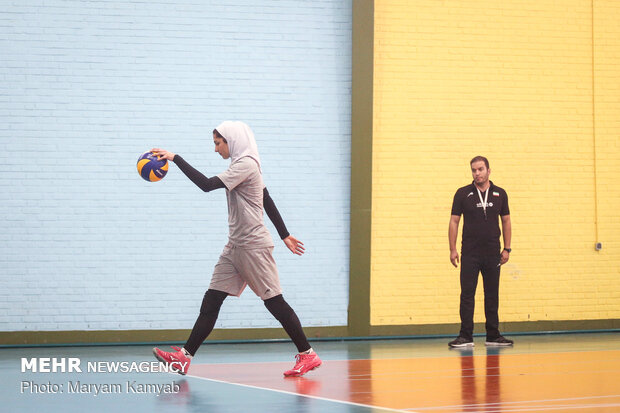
[
  {"left": 151, "top": 148, "right": 176, "bottom": 161},
  {"left": 284, "top": 235, "right": 305, "bottom": 256}
]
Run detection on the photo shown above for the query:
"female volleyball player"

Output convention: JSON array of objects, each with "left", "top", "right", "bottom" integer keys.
[{"left": 150, "top": 121, "right": 321, "bottom": 377}]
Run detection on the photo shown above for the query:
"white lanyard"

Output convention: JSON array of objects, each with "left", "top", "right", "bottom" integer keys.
[{"left": 476, "top": 186, "right": 489, "bottom": 220}]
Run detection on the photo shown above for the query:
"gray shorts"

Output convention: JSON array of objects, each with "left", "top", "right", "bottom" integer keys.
[{"left": 209, "top": 243, "right": 282, "bottom": 300}]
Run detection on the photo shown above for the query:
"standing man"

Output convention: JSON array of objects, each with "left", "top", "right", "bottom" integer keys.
[{"left": 448, "top": 156, "right": 513, "bottom": 348}]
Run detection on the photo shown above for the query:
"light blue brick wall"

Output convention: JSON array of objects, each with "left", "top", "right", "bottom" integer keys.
[{"left": 0, "top": 1, "right": 351, "bottom": 332}]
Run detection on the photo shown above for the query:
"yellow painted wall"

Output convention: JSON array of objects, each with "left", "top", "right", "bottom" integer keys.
[{"left": 371, "top": 1, "right": 620, "bottom": 326}]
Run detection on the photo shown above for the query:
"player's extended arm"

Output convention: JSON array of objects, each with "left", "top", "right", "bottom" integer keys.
[
  {"left": 172, "top": 155, "right": 226, "bottom": 192},
  {"left": 150, "top": 148, "right": 225, "bottom": 192}
]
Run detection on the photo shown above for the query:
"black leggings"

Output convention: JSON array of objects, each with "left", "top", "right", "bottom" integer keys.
[
  {"left": 263, "top": 294, "right": 310, "bottom": 353},
  {"left": 184, "top": 289, "right": 310, "bottom": 356}
]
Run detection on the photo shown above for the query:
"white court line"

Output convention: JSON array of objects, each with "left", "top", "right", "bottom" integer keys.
[
  {"left": 187, "top": 373, "right": 415, "bottom": 413},
  {"left": 406, "top": 394, "right": 620, "bottom": 412},
  {"left": 455, "top": 403, "right": 620, "bottom": 413}
]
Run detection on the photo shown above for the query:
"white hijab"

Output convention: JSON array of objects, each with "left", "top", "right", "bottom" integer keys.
[{"left": 215, "top": 121, "right": 261, "bottom": 173}]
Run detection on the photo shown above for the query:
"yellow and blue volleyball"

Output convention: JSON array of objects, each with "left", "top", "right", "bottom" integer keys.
[{"left": 137, "top": 152, "right": 168, "bottom": 182}]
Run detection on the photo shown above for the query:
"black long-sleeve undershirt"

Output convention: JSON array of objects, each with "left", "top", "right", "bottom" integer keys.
[
  {"left": 173, "top": 154, "right": 226, "bottom": 192},
  {"left": 172, "top": 154, "right": 290, "bottom": 240},
  {"left": 263, "top": 187, "right": 290, "bottom": 240}
]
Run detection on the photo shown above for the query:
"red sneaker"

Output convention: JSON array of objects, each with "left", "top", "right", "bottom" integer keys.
[
  {"left": 152, "top": 346, "right": 191, "bottom": 375},
  {"left": 283, "top": 352, "right": 322, "bottom": 377}
]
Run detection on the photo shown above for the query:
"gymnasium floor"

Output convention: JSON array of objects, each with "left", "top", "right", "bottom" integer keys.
[{"left": 1, "top": 332, "right": 619, "bottom": 412}]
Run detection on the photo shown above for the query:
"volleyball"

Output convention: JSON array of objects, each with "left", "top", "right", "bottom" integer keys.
[{"left": 137, "top": 152, "right": 168, "bottom": 182}]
